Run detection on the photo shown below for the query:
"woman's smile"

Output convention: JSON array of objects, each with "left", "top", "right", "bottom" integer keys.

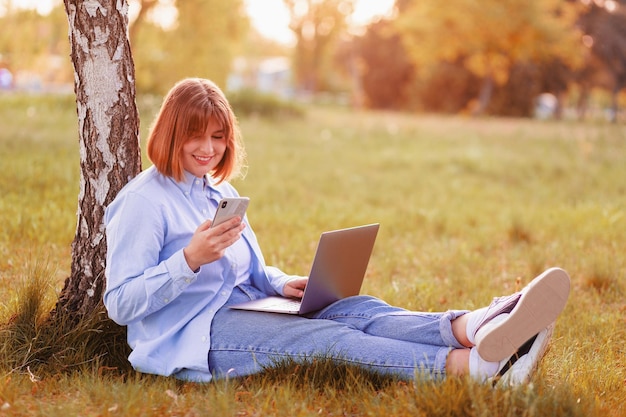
[{"left": 182, "top": 118, "right": 226, "bottom": 177}]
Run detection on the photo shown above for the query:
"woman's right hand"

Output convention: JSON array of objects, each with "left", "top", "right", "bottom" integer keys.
[{"left": 183, "top": 216, "right": 246, "bottom": 271}]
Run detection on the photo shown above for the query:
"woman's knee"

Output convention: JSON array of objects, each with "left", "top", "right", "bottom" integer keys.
[{"left": 445, "top": 348, "right": 470, "bottom": 376}]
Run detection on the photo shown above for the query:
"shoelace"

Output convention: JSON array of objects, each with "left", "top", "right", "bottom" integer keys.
[
  {"left": 475, "top": 292, "right": 522, "bottom": 335},
  {"left": 490, "top": 332, "right": 538, "bottom": 387}
]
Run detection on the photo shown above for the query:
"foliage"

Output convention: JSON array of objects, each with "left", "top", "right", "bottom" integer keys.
[
  {"left": 574, "top": 1, "right": 626, "bottom": 121},
  {"left": 227, "top": 88, "right": 305, "bottom": 119},
  {"left": 169, "top": 0, "right": 246, "bottom": 87},
  {"left": 284, "top": 0, "right": 355, "bottom": 92},
  {"left": 488, "top": 63, "right": 542, "bottom": 117},
  {"left": 2, "top": 1, "right": 626, "bottom": 117},
  {"left": 577, "top": 1, "right": 626, "bottom": 79},
  {"left": 355, "top": 19, "right": 417, "bottom": 110},
  {"left": 396, "top": 0, "right": 583, "bottom": 84},
  {"left": 1, "top": 95, "right": 625, "bottom": 415},
  {"left": 392, "top": 0, "right": 584, "bottom": 115},
  {"left": 0, "top": 5, "right": 71, "bottom": 83},
  {"left": 130, "top": 0, "right": 249, "bottom": 95}
]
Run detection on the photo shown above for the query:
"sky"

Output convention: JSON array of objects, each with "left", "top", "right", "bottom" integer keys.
[{"left": 7, "top": 0, "right": 395, "bottom": 45}]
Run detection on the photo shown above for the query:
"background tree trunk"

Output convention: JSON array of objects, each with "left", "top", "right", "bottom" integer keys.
[
  {"left": 472, "top": 75, "right": 494, "bottom": 116},
  {"left": 56, "top": 0, "right": 141, "bottom": 317}
]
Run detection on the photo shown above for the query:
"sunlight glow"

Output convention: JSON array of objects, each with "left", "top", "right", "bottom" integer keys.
[
  {"left": 244, "top": 0, "right": 395, "bottom": 45},
  {"left": 6, "top": 0, "right": 395, "bottom": 44},
  {"left": 245, "top": 0, "right": 293, "bottom": 44},
  {"left": 10, "top": 0, "right": 54, "bottom": 15}
]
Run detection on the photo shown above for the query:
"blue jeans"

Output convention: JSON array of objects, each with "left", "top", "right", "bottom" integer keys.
[{"left": 209, "top": 284, "right": 468, "bottom": 380}]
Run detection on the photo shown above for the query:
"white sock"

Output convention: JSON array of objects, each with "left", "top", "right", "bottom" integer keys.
[
  {"left": 469, "top": 347, "right": 500, "bottom": 382},
  {"left": 464, "top": 306, "right": 489, "bottom": 345}
]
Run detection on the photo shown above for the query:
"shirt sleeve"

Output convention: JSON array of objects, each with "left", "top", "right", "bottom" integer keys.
[
  {"left": 103, "top": 190, "right": 198, "bottom": 325},
  {"left": 265, "top": 266, "right": 304, "bottom": 296}
]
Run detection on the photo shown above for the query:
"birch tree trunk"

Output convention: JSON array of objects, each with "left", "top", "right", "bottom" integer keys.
[{"left": 56, "top": 0, "right": 141, "bottom": 316}]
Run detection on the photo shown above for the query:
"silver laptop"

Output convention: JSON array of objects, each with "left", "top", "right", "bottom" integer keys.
[{"left": 229, "top": 223, "right": 379, "bottom": 315}]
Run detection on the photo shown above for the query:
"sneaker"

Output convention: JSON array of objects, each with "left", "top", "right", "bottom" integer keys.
[
  {"left": 475, "top": 267, "right": 570, "bottom": 362},
  {"left": 491, "top": 322, "right": 555, "bottom": 387}
]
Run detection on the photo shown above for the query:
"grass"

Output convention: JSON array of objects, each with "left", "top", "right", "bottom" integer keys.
[{"left": 0, "top": 93, "right": 625, "bottom": 416}]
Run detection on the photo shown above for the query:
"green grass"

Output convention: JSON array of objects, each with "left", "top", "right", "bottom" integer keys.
[{"left": 1, "top": 93, "right": 625, "bottom": 416}]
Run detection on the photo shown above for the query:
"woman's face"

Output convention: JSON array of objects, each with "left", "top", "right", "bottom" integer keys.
[{"left": 181, "top": 117, "right": 226, "bottom": 178}]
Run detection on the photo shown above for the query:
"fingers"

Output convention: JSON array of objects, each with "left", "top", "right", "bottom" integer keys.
[
  {"left": 208, "top": 216, "right": 244, "bottom": 233},
  {"left": 207, "top": 218, "right": 245, "bottom": 251},
  {"left": 284, "top": 278, "right": 308, "bottom": 299},
  {"left": 197, "top": 218, "right": 213, "bottom": 232},
  {"left": 219, "top": 224, "right": 245, "bottom": 247},
  {"left": 186, "top": 217, "right": 245, "bottom": 270},
  {"left": 217, "top": 217, "right": 245, "bottom": 241},
  {"left": 289, "top": 278, "right": 308, "bottom": 290}
]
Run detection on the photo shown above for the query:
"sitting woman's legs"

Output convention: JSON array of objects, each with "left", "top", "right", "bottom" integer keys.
[{"left": 208, "top": 286, "right": 468, "bottom": 380}]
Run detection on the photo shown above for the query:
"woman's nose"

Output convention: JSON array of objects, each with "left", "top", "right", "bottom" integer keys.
[{"left": 201, "top": 138, "right": 214, "bottom": 152}]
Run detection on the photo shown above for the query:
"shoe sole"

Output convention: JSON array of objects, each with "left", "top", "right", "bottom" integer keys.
[
  {"left": 496, "top": 322, "right": 554, "bottom": 386},
  {"left": 476, "top": 267, "right": 570, "bottom": 362}
]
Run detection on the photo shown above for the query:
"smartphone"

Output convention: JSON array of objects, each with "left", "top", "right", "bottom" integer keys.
[{"left": 210, "top": 197, "right": 249, "bottom": 228}]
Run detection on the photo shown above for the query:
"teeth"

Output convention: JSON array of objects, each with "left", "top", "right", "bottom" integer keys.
[{"left": 195, "top": 155, "right": 211, "bottom": 162}]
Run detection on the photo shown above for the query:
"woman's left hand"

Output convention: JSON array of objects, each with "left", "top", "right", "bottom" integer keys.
[{"left": 283, "top": 278, "right": 308, "bottom": 299}]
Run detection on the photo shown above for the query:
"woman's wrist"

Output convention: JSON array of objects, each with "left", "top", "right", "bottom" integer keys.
[{"left": 183, "top": 247, "right": 201, "bottom": 272}]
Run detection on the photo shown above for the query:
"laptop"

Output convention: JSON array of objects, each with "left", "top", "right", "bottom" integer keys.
[{"left": 229, "top": 223, "right": 379, "bottom": 315}]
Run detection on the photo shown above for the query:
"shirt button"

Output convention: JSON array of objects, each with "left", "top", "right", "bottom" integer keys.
[
  {"left": 195, "top": 179, "right": 201, "bottom": 185},
  {"left": 220, "top": 291, "right": 227, "bottom": 296},
  {"left": 201, "top": 336, "right": 207, "bottom": 342},
  {"left": 185, "top": 278, "right": 192, "bottom": 283},
  {"left": 163, "top": 298, "right": 169, "bottom": 303}
]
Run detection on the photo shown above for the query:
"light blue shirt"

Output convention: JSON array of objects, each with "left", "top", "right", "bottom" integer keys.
[{"left": 104, "top": 166, "right": 296, "bottom": 382}]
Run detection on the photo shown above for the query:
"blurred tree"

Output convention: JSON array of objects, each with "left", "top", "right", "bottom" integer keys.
[
  {"left": 354, "top": 13, "right": 479, "bottom": 113},
  {"left": 128, "top": 0, "right": 159, "bottom": 46},
  {"left": 126, "top": 0, "right": 248, "bottom": 94},
  {"left": 166, "top": 0, "right": 246, "bottom": 90},
  {"left": 395, "top": 0, "right": 583, "bottom": 115},
  {"left": 56, "top": 0, "right": 141, "bottom": 317},
  {"left": 414, "top": 60, "right": 481, "bottom": 113},
  {"left": 355, "top": 19, "right": 416, "bottom": 110},
  {"left": 284, "top": 0, "right": 355, "bottom": 93},
  {"left": 0, "top": 4, "right": 71, "bottom": 85},
  {"left": 535, "top": 58, "right": 573, "bottom": 119},
  {"left": 488, "top": 63, "right": 542, "bottom": 117},
  {"left": 575, "top": 0, "right": 626, "bottom": 122},
  {"left": 0, "top": 8, "right": 46, "bottom": 71}
]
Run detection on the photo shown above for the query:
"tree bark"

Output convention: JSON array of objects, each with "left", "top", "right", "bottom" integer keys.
[{"left": 56, "top": 0, "right": 141, "bottom": 317}]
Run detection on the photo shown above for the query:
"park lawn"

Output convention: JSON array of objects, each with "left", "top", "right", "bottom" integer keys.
[{"left": 0, "top": 94, "right": 624, "bottom": 416}]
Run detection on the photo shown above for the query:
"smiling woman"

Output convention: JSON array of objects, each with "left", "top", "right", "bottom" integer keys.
[{"left": 100, "top": 76, "right": 572, "bottom": 385}]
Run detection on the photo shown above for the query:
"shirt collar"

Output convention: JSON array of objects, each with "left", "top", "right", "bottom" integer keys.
[
  {"left": 175, "top": 170, "right": 202, "bottom": 193},
  {"left": 176, "top": 171, "right": 224, "bottom": 201},
  {"left": 203, "top": 174, "right": 224, "bottom": 200}
]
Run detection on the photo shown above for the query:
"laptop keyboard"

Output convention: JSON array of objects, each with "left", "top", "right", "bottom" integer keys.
[{"left": 269, "top": 299, "right": 301, "bottom": 309}]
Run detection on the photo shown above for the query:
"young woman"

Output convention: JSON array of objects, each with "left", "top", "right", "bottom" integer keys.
[{"left": 104, "top": 78, "right": 570, "bottom": 385}]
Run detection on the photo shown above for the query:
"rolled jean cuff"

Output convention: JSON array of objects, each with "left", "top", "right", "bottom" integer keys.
[{"left": 440, "top": 309, "right": 470, "bottom": 348}]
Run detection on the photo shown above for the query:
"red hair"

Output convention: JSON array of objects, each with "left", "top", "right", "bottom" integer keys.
[{"left": 146, "top": 78, "right": 245, "bottom": 183}]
